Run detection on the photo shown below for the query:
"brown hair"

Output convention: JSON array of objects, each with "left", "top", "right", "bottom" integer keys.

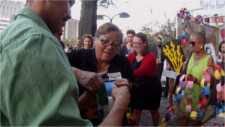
[
  {"left": 133, "top": 32, "right": 150, "bottom": 56},
  {"left": 219, "top": 41, "right": 225, "bottom": 53},
  {"left": 95, "top": 23, "right": 123, "bottom": 44},
  {"left": 126, "top": 29, "right": 135, "bottom": 35}
]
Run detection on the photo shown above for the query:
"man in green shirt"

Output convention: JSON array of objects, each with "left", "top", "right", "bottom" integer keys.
[{"left": 0, "top": 0, "right": 130, "bottom": 126}]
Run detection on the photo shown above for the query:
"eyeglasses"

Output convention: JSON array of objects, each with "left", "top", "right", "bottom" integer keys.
[
  {"left": 190, "top": 41, "right": 196, "bottom": 47},
  {"left": 99, "top": 38, "right": 121, "bottom": 50},
  {"left": 69, "top": 0, "right": 75, "bottom": 7},
  {"left": 63, "top": 15, "right": 71, "bottom": 22},
  {"left": 133, "top": 42, "right": 144, "bottom": 45}
]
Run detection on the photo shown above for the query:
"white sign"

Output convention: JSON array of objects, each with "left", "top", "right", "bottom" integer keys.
[
  {"left": 203, "top": 0, "right": 225, "bottom": 15},
  {"left": 205, "top": 43, "right": 216, "bottom": 63},
  {"left": 162, "top": 70, "right": 180, "bottom": 79},
  {"left": 108, "top": 72, "right": 122, "bottom": 81}
]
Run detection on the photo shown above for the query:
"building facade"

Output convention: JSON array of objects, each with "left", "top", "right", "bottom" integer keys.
[
  {"left": 62, "top": 18, "right": 79, "bottom": 41},
  {"left": 0, "top": 0, "right": 25, "bottom": 33}
]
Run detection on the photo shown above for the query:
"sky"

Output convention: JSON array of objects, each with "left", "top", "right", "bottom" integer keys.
[
  {"left": 14, "top": 0, "right": 202, "bottom": 34},
  {"left": 72, "top": 0, "right": 202, "bottom": 33}
]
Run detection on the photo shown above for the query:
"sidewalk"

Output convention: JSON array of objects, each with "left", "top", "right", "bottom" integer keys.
[
  {"left": 139, "top": 96, "right": 215, "bottom": 126},
  {"left": 139, "top": 96, "right": 188, "bottom": 126},
  {"left": 139, "top": 97, "right": 171, "bottom": 126}
]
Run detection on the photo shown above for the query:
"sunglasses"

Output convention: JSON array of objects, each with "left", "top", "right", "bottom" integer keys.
[{"left": 190, "top": 41, "right": 196, "bottom": 47}]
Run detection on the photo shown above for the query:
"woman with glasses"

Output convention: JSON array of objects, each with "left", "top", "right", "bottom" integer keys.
[
  {"left": 81, "top": 34, "right": 94, "bottom": 49},
  {"left": 127, "top": 32, "right": 162, "bottom": 126},
  {"left": 67, "top": 23, "right": 135, "bottom": 126},
  {"left": 180, "top": 32, "right": 214, "bottom": 126}
]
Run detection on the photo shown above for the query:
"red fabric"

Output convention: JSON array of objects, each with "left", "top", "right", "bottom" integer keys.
[{"left": 127, "top": 53, "right": 157, "bottom": 78}]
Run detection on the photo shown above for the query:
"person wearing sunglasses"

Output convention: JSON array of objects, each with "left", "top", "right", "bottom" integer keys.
[
  {"left": 67, "top": 23, "right": 135, "bottom": 126},
  {"left": 127, "top": 32, "right": 162, "bottom": 126},
  {"left": 180, "top": 32, "right": 214, "bottom": 126}
]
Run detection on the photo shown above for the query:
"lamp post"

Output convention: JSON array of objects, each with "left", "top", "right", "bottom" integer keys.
[{"left": 97, "top": 12, "right": 130, "bottom": 23}]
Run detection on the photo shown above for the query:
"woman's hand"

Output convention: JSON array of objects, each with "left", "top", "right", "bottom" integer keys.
[
  {"left": 111, "top": 85, "right": 130, "bottom": 106},
  {"left": 114, "top": 78, "right": 132, "bottom": 91}
]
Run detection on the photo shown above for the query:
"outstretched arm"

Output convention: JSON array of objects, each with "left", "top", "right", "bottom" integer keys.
[
  {"left": 98, "top": 85, "right": 130, "bottom": 126},
  {"left": 71, "top": 67, "right": 105, "bottom": 93}
]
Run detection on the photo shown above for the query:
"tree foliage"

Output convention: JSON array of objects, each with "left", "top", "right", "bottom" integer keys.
[
  {"left": 140, "top": 16, "right": 176, "bottom": 46},
  {"left": 152, "top": 18, "right": 176, "bottom": 43},
  {"left": 70, "top": 37, "right": 78, "bottom": 45},
  {"left": 140, "top": 26, "right": 156, "bottom": 46},
  {"left": 98, "top": 0, "right": 115, "bottom": 8},
  {"left": 62, "top": 37, "right": 69, "bottom": 44}
]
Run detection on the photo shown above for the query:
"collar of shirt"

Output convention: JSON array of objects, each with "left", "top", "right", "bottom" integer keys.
[{"left": 15, "top": 8, "right": 51, "bottom": 34}]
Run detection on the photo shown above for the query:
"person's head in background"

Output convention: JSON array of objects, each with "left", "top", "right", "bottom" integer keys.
[
  {"left": 219, "top": 41, "right": 225, "bottom": 53},
  {"left": 94, "top": 23, "right": 123, "bottom": 64},
  {"left": 190, "top": 32, "right": 206, "bottom": 53},
  {"left": 133, "top": 32, "right": 150, "bottom": 56},
  {"left": 126, "top": 30, "right": 135, "bottom": 46},
  {"left": 75, "top": 40, "right": 81, "bottom": 50},
  {"left": 66, "top": 42, "right": 73, "bottom": 50},
  {"left": 26, "top": 0, "right": 74, "bottom": 33},
  {"left": 81, "top": 34, "right": 94, "bottom": 49},
  {"left": 156, "top": 37, "right": 162, "bottom": 47}
]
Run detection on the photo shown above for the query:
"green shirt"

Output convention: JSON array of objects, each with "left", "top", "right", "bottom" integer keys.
[
  {"left": 0, "top": 8, "right": 92, "bottom": 126},
  {"left": 180, "top": 54, "right": 211, "bottom": 121}
]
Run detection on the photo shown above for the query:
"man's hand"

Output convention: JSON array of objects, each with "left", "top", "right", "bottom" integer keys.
[
  {"left": 71, "top": 67, "right": 105, "bottom": 93},
  {"left": 114, "top": 78, "right": 132, "bottom": 90}
]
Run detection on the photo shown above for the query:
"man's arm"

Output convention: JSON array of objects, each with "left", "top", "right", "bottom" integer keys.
[
  {"left": 99, "top": 85, "right": 130, "bottom": 126},
  {"left": 1, "top": 36, "right": 92, "bottom": 126},
  {"left": 71, "top": 67, "right": 105, "bottom": 93},
  {"left": 78, "top": 91, "right": 96, "bottom": 110}
]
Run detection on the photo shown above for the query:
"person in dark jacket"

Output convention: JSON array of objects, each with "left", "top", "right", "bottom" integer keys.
[
  {"left": 67, "top": 23, "right": 135, "bottom": 126},
  {"left": 118, "top": 29, "right": 135, "bottom": 56}
]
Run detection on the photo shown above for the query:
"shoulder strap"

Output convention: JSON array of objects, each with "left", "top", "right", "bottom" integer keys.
[{"left": 183, "top": 51, "right": 193, "bottom": 74}]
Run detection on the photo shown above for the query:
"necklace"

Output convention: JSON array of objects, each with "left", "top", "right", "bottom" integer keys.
[
  {"left": 193, "top": 60, "right": 199, "bottom": 66},
  {"left": 193, "top": 52, "right": 205, "bottom": 66}
]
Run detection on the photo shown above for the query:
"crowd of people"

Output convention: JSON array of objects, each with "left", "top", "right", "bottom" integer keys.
[{"left": 0, "top": 0, "right": 224, "bottom": 126}]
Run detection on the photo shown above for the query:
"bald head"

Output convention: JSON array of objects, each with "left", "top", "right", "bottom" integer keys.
[
  {"left": 190, "top": 32, "right": 206, "bottom": 44},
  {"left": 25, "top": 0, "right": 74, "bottom": 33}
]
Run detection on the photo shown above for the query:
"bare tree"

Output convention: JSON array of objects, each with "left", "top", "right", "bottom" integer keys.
[{"left": 141, "top": 16, "right": 176, "bottom": 45}]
